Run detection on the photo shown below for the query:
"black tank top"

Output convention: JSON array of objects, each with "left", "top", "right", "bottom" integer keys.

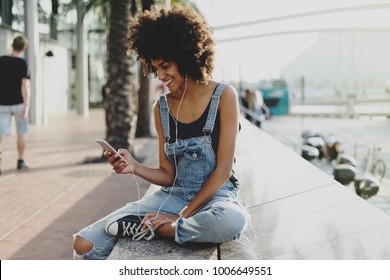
[{"left": 168, "top": 98, "right": 220, "bottom": 153}]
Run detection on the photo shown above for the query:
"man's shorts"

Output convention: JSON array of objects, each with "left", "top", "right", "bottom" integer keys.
[{"left": 0, "top": 104, "right": 29, "bottom": 135}]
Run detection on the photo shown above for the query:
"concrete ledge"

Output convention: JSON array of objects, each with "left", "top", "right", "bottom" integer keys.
[
  {"left": 108, "top": 238, "right": 218, "bottom": 260},
  {"left": 218, "top": 223, "right": 258, "bottom": 260}
]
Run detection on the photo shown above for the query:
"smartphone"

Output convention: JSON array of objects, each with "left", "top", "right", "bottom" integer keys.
[{"left": 96, "top": 139, "right": 128, "bottom": 163}]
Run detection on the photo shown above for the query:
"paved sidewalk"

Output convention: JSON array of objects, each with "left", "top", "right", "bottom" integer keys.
[{"left": 0, "top": 109, "right": 158, "bottom": 260}]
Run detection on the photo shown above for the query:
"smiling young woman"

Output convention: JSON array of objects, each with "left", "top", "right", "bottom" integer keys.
[{"left": 73, "top": 4, "right": 249, "bottom": 260}]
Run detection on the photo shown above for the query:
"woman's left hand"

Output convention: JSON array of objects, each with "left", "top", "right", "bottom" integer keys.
[{"left": 142, "top": 212, "right": 179, "bottom": 232}]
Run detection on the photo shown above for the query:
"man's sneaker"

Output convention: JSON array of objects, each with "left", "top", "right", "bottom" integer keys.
[
  {"left": 105, "top": 215, "right": 155, "bottom": 241},
  {"left": 17, "top": 160, "right": 29, "bottom": 171}
]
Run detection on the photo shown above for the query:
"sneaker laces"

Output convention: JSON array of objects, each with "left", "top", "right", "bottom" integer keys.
[
  {"left": 121, "top": 220, "right": 155, "bottom": 241},
  {"left": 132, "top": 221, "right": 155, "bottom": 241}
]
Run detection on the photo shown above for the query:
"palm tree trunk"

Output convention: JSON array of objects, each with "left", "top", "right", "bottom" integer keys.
[
  {"left": 135, "top": 0, "right": 154, "bottom": 138},
  {"left": 135, "top": 63, "right": 152, "bottom": 137},
  {"left": 105, "top": 0, "right": 137, "bottom": 153},
  {"left": 50, "top": 0, "right": 59, "bottom": 40},
  {"left": 2, "top": 0, "right": 13, "bottom": 25}
]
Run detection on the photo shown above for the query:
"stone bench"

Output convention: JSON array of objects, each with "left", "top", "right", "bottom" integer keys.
[
  {"left": 108, "top": 227, "right": 257, "bottom": 260},
  {"left": 108, "top": 119, "right": 390, "bottom": 260}
]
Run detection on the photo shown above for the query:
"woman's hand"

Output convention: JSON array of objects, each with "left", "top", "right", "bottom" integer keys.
[
  {"left": 141, "top": 212, "right": 179, "bottom": 234},
  {"left": 104, "top": 148, "right": 137, "bottom": 174}
]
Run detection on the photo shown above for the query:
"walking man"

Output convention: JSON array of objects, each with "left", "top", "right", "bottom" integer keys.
[{"left": 0, "top": 34, "right": 30, "bottom": 174}]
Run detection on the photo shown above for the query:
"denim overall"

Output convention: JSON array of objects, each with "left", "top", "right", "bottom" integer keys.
[{"left": 74, "top": 83, "right": 248, "bottom": 260}]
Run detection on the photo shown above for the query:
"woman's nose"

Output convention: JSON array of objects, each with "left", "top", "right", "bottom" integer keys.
[{"left": 157, "top": 70, "right": 166, "bottom": 81}]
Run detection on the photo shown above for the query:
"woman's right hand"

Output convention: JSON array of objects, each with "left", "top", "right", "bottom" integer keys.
[{"left": 104, "top": 149, "right": 137, "bottom": 174}]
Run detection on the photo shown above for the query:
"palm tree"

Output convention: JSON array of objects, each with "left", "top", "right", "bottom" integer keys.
[
  {"left": 1, "top": 0, "right": 13, "bottom": 26},
  {"left": 104, "top": 0, "right": 137, "bottom": 153},
  {"left": 49, "top": 0, "right": 59, "bottom": 39},
  {"left": 135, "top": 0, "right": 154, "bottom": 138}
]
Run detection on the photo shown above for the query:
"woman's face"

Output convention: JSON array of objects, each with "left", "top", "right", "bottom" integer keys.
[{"left": 151, "top": 58, "right": 186, "bottom": 92}]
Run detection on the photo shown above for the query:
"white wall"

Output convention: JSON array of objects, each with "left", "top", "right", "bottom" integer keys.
[{"left": 39, "top": 40, "right": 72, "bottom": 116}]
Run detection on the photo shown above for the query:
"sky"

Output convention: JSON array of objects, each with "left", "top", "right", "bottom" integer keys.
[{"left": 190, "top": 0, "right": 390, "bottom": 83}]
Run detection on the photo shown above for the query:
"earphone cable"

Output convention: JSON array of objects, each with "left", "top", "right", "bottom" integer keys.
[{"left": 152, "top": 74, "right": 188, "bottom": 221}]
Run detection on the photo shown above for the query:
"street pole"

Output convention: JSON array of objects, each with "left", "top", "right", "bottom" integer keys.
[
  {"left": 76, "top": 0, "right": 89, "bottom": 117},
  {"left": 25, "top": 0, "right": 40, "bottom": 124}
]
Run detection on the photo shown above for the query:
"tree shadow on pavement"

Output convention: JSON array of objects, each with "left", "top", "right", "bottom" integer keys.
[{"left": 8, "top": 172, "right": 150, "bottom": 260}]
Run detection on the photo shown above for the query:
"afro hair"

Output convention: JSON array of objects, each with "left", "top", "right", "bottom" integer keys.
[{"left": 128, "top": 4, "right": 215, "bottom": 84}]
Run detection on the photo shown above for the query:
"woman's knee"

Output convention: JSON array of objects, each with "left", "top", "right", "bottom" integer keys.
[
  {"left": 213, "top": 202, "right": 248, "bottom": 233},
  {"left": 73, "top": 236, "right": 94, "bottom": 255}
]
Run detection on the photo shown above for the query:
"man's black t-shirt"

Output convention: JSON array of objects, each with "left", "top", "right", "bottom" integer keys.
[{"left": 0, "top": 55, "right": 29, "bottom": 105}]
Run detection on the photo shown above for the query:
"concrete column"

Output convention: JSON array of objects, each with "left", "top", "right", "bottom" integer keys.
[
  {"left": 76, "top": 0, "right": 89, "bottom": 117},
  {"left": 25, "top": 0, "right": 41, "bottom": 125}
]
